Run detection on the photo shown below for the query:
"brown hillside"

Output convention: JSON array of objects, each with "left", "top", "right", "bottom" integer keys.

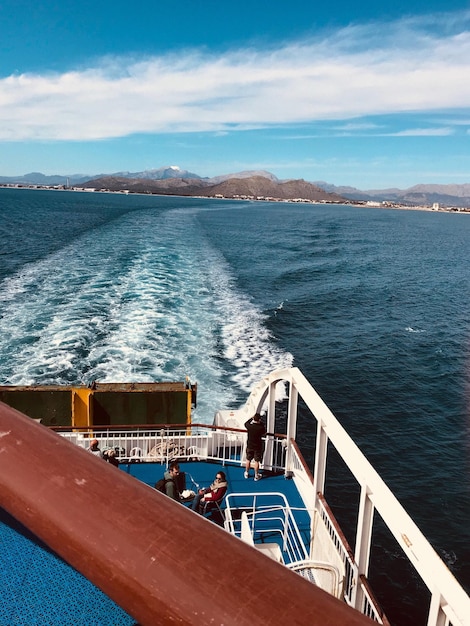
[
  {"left": 82, "top": 175, "right": 345, "bottom": 202},
  {"left": 82, "top": 176, "right": 209, "bottom": 194},
  {"left": 196, "top": 176, "right": 344, "bottom": 201}
]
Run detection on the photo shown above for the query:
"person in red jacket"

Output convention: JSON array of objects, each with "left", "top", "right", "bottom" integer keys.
[
  {"left": 244, "top": 413, "right": 266, "bottom": 481},
  {"left": 191, "top": 471, "right": 227, "bottom": 514}
]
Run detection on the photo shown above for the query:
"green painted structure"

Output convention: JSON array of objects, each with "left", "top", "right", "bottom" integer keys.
[{"left": 0, "top": 381, "right": 196, "bottom": 427}]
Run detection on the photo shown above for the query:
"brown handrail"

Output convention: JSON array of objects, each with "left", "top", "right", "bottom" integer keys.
[
  {"left": 50, "top": 422, "right": 246, "bottom": 431},
  {"left": 318, "top": 491, "right": 355, "bottom": 561},
  {"left": 290, "top": 436, "right": 315, "bottom": 480},
  {"left": 50, "top": 422, "right": 289, "bottom": 437},
  {"left": 359, "top": 575, "right": 392, "bottom": 626},
  {"left": 0, "top": 401, "right": 374, "bottom": 625}
]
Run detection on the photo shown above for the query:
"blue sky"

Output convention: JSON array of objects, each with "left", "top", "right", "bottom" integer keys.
[{"left": 1, "top": 0, "right": 470, "bottom": 189}]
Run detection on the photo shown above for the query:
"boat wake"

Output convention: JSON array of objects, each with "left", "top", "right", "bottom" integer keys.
[{"left": 0, "top": 204, "right": 292, "bottom": 420}]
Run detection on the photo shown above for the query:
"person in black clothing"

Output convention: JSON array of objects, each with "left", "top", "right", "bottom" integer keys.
[{"left": 244, "top": 413, "right": 266, "bottom": 481}]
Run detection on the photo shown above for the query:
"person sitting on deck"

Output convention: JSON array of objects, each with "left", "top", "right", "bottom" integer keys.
[
  {"left": 191, "top": 471, "right": 227, "bottom": 514},
  {"left": 88, "top": 439, "right": 102, "bottom": 457},
  {"left": 163, "top": 462, "right": 182, "bottom": 501},
  {"left": 103, "top": 448, "right": 119, "bottom": 467}
]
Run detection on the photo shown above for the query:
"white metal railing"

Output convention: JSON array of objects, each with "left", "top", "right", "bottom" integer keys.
[
  {"left": 224, "top": 492, "right": 310, "bottom": 565},
  {"left": 263, "top": 433, "right": 288, "bottom": 473},
  {"left": 60, "top": 427, "right": 197, "bottom": 463},
  {"left": 316, "top": 496, "right": 357, "bottom": 609},
  {"left": 238, "top": 367, "right": 470, "bottom": 626},
  {"left": 284, "top": 435, "right": 387, "bottom": 621},
  {"left": 58, "top": 424, "right": 257, "bottom": 467},
  {"left": 288, "top": 559, "right": 342, "bottom": 598},
  {"left": 358, "top": 576, "right": 387, "bottom": 625},
  {"left": 58, "top": 424, "right": 289, "bottom": 471},
  {"left": 288, "top": 442, "right": 315, "bottom": 505}
]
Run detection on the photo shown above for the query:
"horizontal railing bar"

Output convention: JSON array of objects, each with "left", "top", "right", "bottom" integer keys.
[{"left": 51, "top": 423, "right": 288, "bottom": 437}]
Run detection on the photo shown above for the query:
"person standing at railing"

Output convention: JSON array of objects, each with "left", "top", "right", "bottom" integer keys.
[{"left": 244, "top": 413, "right": 266, "bottom": 481}]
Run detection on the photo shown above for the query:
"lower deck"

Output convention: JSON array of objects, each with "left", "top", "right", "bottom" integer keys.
[
  {"left": 125, "top": 459, "right": 305, "bottom": 510},
  {"left": 0, "top": 459, "right": 310, "bottom": 626},
  {"left": 126, "top": 460, "right": 313, "bottom": 563}
]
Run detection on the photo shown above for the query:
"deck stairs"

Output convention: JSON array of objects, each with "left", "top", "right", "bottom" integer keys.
[{"left": 224, "top": 491, "right": 342, "bottom": 598}]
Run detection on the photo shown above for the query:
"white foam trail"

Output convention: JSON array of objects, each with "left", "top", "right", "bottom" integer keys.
[
  {"left": 205, "top": 254, "right": 293, "bottom": 396},
  {"left": 0, "top": 204, "right": 293, "bottom": 421}
]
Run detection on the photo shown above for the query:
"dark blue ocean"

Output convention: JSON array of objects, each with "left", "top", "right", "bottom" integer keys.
[{"left": 1, "top": 188, "right": 469, "bottom": 623}]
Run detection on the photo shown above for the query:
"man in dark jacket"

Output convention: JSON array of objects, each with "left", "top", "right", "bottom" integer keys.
[
  {"left": 164, "top": 461, "right": 181, "bottom": 500},
  {"left": 244, "top": 413, "right": 266, "bottom": 481}
]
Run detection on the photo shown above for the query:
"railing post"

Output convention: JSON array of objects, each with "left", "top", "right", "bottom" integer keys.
[
  {"left": 160, "top": 428, "right": 166, "bottom": 467},
  {"left": 311, "top": 419, "right": 328, "bottom": 559},
  {"left": 264, "top": 380, "right": 277, "bottom": 470},
  {"left": 427, "top": 589, "right": 447, "bottom": 626},
  {"left": 283, "top": 505, "right": 289, "bottom": 553},
  {"left": 313, "top": 420, "right": 328, "bottom": 500},
  {"left": 285, "top": 378, "right": 298, "bottom": 477},
  {"left": 353, "top": 484, "right": 375, "bottom": 612}
]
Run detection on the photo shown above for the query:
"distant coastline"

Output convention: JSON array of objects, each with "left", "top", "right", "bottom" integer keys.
[
  {"left": 0, "top": 182, "right": 467, "bottom": 215},
  {"left": 2, "top": 166, "right": 470, "bottom": 210},
  {"left": 1, "top": 182, "right": 469, "bottom": 214}
]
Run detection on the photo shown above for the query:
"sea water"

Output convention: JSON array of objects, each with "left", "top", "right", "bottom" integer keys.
[{"left": 1, "top": 188, "right": 469, "bottom": 623}]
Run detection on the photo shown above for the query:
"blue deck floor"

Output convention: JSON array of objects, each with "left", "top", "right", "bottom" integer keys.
[
  {"left": 123, "top": 458, "right": 303, "bottom": 507},
  {"left": 124, "top": 460, "right": 312, "bottom": 559},
  {"left": 0, "top": 508, "right": 136, "bottom": 626}
]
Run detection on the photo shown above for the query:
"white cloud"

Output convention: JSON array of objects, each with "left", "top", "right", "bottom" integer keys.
[
  {"left": 332, "top": 122, "right": 382, "bottom": 131},
  {"left": 383, "top": 128, "right": 455, "bottom": 136},
  {"left": 1, "top": 13, "right": 470, "bottom": 141}
]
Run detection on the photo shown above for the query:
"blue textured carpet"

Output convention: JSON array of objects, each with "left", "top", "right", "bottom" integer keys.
[{"left": 0, "top": 508, "right": 135, "bottom": 626}]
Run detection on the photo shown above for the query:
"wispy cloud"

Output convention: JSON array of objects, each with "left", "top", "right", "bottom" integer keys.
[
  {"left": 1, "top": 12, "right": 470, "bottom": 142},
  {"left": 383, "top": 127, "right": 455, "bottom": 136},
  {"left": 332, "top": 122, "right": 382, "bottom": 131}
]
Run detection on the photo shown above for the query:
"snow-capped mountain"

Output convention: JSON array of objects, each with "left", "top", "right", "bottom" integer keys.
[{"left": 111, "top": 166, "right": 201, "bottom": 180}]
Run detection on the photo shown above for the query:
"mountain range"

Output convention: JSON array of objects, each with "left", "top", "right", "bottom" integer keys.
[
  {"left": 2, "top": 167, "right": 470, "bottom": 207},
  {"left": 78, "top": 174, "right": 345, "bottom": 203}
]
